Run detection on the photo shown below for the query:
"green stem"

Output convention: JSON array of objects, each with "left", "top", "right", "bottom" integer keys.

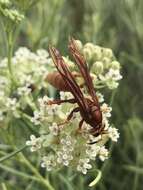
[
  {"left": 0, "top": 145, "right": 27, "bottom": 163},
  {"left": 110, "top": 89, "right": 117, "bottom": 106},
  {"left": 7, "top": 32, "right": 13, "bottom": 77},
  {"left": 6, "top": 30, "right": 17, "bottom": 88},
  {"left": 130, "top": 125, "right": 140, "bottom": 190},
  {"left": 0, "top": 164, "right": 39, "bottom": 182},
  {"left": 1, "top": 183, "right": 7, "bottom": 190},
  {"left": 19, "top": 153, "right": 55, "bottom": 190}
]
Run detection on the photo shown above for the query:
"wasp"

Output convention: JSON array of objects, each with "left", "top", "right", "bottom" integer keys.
[{"left": 47, "top": 38, "right": 105, "bottom": 136}]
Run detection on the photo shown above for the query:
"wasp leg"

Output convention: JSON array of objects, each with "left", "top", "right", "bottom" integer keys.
[
  {"left": 58, "top": 107, "right": 80, "bottom": 126},
  {"left": 89, "top": 125, "right": 108, "bottom": 144},
  {"left": 76, "top": 119, "right": 84, "bottom": 134},
  {"left": 47, "top": 98, "right": 76, "bottom": 105},
  {"left": 79, "top": 119, "right": 84, "bottom": 129}
]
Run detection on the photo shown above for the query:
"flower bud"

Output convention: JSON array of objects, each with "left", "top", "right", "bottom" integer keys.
[
  {"left": 83, "top": 47, "right": 92, "bottom": 61},
  {"left": 92, "top": 61, "right": 103, "bottom": 74},
  {"left": 92, "top": 46, "right": 102, "bottom": 61},
  {"left": 102, "top": 48, "right": 113, "bottom": 58},
  {"left": 84, "top": 43, "right": 95, "bottom": 51},
  {"left": 102, "top": 57, "right": 111, "bottom": 69},
  {"left": 75, "top": 40, "right": 83, "bottom": 51},
  {"left": 110, "top": 61, "right": 120, "bottom": 70}
]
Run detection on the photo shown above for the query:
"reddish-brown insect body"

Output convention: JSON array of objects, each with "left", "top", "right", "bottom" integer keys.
[
  {"left": 46, "top": 71, "right": 69, "bottom": 91},
  {"left": 46, "top": 71, "right": 82, "bottom": 91},
  {"left": 47, "top": 38, "right": 103, "bottom": 135}
]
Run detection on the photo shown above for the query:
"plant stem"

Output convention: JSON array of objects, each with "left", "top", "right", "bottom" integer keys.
[
  {"left": 1, "top": 183, "right": 7, "bottom": 190},
  {"left": 0, "top": 164, "right": 39, "bottom": 181},
  {"left": 7, "top": 32, "right": 13, "bottom": 76},
  {"left": 19, "top": 153, "right": 55, "bottom": 190},
  {"left": 110, "top": 89, "right": 117, "bottom": 106},
  {"left": 7, "top": 30, "right": 16, "bottom": 87},
  {"left": 0, "top": 145, "right": 27, "bottom": 163}
]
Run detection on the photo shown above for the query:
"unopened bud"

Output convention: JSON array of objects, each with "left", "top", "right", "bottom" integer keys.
[
  {"left": 110, "top": 61, "right": 120, "bottom": 70},
  {"left": 102, "top": 57, "right": 111, "bottom": 69},
  {"left": 92, "top": 61, "right": 103, "bottom": 74},
  {"left": 92, "top": 46, "right": 102, "bottom": 61},
  {"left": 84, "top": 43, "right": 95, "bottom": 51},
  {"left": 83, "top": 48, "right": 92, "bottom": 61},
  {"left": 102, "top": 48, "right": 113, "bottom": 58},
  {"left": 75, "top": 40, "right": 83, "bottom": 51}
]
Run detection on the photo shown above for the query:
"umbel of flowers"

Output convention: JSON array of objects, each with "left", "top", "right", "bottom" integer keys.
[{"left": 25, "top": 40, "right": 122, "bottom": 174}]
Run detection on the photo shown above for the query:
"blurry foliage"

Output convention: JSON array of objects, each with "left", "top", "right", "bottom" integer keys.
[{"left": 0, "top": 0, "right": 143, "bottom": 189}]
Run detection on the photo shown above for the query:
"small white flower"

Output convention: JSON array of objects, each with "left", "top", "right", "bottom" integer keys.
[
  {"left": 6, "top": 98, "right": 19, "bottom": 111},
  {"left": 49, "top": 122, "right": 59, "bottom": 136},
  {"left": 99, "top": 146, "right": 109, "bottom": 161},
  {"left": 106, "top": 69, "right": 122, "bottom": 81},
  {"left": 77, "top": 158, "right": 92, "bottom": 174},
  {"left": 36, "top": 49, "right": 49, "bottom": 65},
  {"left": 38, "top": 96, "right": 51, "bottom": 108},
  {"left": 17, "top": 86, "right": 31, "bottom": 96},
  {"left": 102, "top": 117, "right": 110, "bottom": 130},
  {"left": 60, "top": 91, "right": 73, "bottom": 100},
  {"left": 41, "top": 155, "right": 56, "bottom": 171},
  {"left": 31, "top": 110, "right": 42, "bottom": 125},
  {"left": 61, "top": 135, "right": 76, "bottom": 152},
  {"left": 26, "top": 135, "right": 42, "bottom": 152},
  {"left": 57, "top": 150, "right": 73, "bottom": 166},
  {"left": 37, "top": 49, "right": 49, "bottom": 58},
  {"left": 96, "top": 92, "right": 104, "bottom": 103},
  {"left": 101, "top": 103, "right": 112, "bottom": 118},
  {"left": 108, "top": 127, "right": 120, "bottom": 142},
  {"left": 86, "top": 144, "right": 100, "bottom": 160},
  {"left": 15, "top": 47, "right": 30, "bottom": 61}
]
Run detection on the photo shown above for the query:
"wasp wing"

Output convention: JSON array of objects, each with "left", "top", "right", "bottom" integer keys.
[
  {"left": 49, "top": 46, "right": 88, "bottom": 110},
  {"left": 68, "top": 37, "right": 99, "bottom": 104}
]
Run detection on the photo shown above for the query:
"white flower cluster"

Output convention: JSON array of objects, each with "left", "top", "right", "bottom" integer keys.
[
  {"left": 75, "top": 40, "right": 122, "bottom": 89},
  {"left": 25, "top": 40, "right": 121, "bottom": 174},
  {"left": 30, "top": 96, "right": 64, "bottom": 126},
  {"left": 26, "top": 135, "right": 42, "bottom": 152},
  {"left": 0, "top": 47, "right": 54, "bottom": 125},
  {"left": 57, "top": 135, "right": 75, "bottom": 166},
  {"left": 26, "top": 90, "right": 120, "bottom": 174}
]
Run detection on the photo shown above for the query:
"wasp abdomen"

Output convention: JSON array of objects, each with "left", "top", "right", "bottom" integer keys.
[{"left": 46, "top": 72, "right": 70, "bottom": 91}]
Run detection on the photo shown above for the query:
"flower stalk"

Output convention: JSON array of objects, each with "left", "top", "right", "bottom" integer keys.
[
  {"left": 7, "top": 30, "right": 16, "bottom": 86},
  {"left": 19, "top": 153, "right": 55, "bottom": 190}
]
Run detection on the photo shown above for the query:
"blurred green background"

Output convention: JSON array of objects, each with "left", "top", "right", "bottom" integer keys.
[{"left": 0, "top": 0, "right": 143, "bottom": 189}]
